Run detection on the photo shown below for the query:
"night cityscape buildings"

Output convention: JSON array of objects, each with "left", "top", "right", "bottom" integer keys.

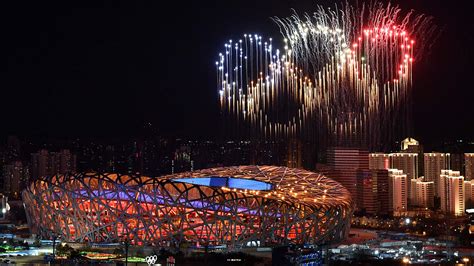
[
  {"left": 466, "top": 153, "right": 474, "bottom": 180},
  {"left": 388, "top": 169, "right": 408, "bottom": 214},
  {"left": 1, "top": 0, "right": 474, "bottom": 264}
]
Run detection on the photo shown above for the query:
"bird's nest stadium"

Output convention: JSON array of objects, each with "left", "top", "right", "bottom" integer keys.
[{"left": 22, "top": 166, "right": 353, "bottom": 247}]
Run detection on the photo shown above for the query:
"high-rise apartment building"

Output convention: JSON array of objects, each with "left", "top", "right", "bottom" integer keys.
[
  {"left": 369, "top": 153, "right": 390, "bottom": 170},
  {"left": 31, "top": 149, "right": 50, "bottom": 179},
  {"left": 390, "top": 153, "right": 419, "bottom": 180},
  {"left": 50, "top": 149, "right": 77, "bottom": 175},
  {"left": 286, "top": 139, "right": 303, "bottom": 169},
  {"left": 450, "top": 153, "right": 464, "bottom": 174},
  {"left": 445, "top": 172, "right": 465, "bottom": 216},
  {"left": 2, "top": 161, "right": 29, "bottom": 199},
  {"left": 410, "top": 177, "right": 423, "bottom": 206},
  {"left": 466, "top": 153, "right": 474, "bottom": 181},
  {"left": 370, "top": 150, "right": 421, "bottom": 207},
  {"left": 388, "top": 169, "right": 407, "bottom": 215},
  {"left": 415, "top": 180, "right": 434, "bottom": 208},
  {"left": 440, "top": 169, "right": 453, "bottom": 212},
  {"left": 31, "top": 149, "right": 76, "bottom": 179},
  {"left": 464, "top": 180, "right": 474, "bottom": 209},
  {"left": 425, "top": 153, "right": 450, "bottom": 196},
  {"left": 356, "top": 170, "right": 376, "bottom": 215},
  {"left": 373, "top": 169, "right": 390, "bottom": 215},
  {"left": 391, "top": 153, "right": 419, "bottom": 203}
]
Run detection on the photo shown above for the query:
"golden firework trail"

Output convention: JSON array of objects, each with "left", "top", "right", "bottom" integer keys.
[{"left": 217, "top": 2, "right": 435, "bottom": 151}]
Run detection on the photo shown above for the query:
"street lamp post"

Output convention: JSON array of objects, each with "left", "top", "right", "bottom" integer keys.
[
  {"left": 463, "top": 257, "right": 470, "bottom": 266},
  {"left": 52, "top": 234, "right": 59, "bottom": 261},
  {"left": 123, "top": 238, "right": 130, "bottom": 266}
]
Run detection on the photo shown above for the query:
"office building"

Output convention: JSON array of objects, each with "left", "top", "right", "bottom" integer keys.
[
  {"left": 326, "top": 147, "right": 369, "bottom": 199},
  {"left": 356, "top": 169, "right": 390, "bottom": 215}
]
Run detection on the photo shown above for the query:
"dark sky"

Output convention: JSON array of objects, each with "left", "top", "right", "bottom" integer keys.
[{"left": 0, "top": 0, "right": 473, "bottom": 145}]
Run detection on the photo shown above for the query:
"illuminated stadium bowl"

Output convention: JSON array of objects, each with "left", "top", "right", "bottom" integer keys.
[{"left": 22, "top": 166, "right": 353, "bottom": 246}]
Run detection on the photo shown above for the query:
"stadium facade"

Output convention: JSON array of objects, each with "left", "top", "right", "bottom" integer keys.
[{"left": 22, "top": 166, "right": 353, "bottom": 247}]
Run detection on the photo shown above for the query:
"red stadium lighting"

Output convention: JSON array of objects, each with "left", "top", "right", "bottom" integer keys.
[{"left": 23, "top": 166, "right": 353, "bottom": 247}]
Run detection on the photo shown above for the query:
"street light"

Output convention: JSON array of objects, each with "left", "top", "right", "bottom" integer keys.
[
  {"left": 52, "top": 234, "right": 60, "bottom": 261},
  {"left": 123, "top": 238, "right": 130, "bottom": 266},
  {"left": 463, "top": 257, "right": 470, "bottom": 265}
]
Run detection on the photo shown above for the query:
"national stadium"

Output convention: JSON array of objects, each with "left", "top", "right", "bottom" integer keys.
[{"left": 22, "top": 166, "right": 353, "bottom": 247}]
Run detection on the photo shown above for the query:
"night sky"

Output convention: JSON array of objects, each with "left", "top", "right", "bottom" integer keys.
[{"left": 1, "top": 0, "right": 473, "bottom": 146}]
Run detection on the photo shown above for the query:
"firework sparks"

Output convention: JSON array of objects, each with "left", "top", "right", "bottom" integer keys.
[{"left": 217, "top": 2, "right": 435, "bottom": 151}]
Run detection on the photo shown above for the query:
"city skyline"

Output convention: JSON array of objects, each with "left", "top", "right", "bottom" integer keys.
[{"left": 0, "top": 0, "right": 473, "bottom": 147}]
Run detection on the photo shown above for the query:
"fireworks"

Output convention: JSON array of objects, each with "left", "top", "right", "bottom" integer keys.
[{"left": 217, "top": 2, "right": 435, "bottom": 151}]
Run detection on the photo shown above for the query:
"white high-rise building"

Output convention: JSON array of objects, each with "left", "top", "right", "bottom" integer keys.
[
  {"left": 425, "top": 153, "right": 450, "bottom": 197},
  {"left": 416, "top": 180, "right": 434, "bottom": 208},
  {"left": 388, "top": 169, "right": 407, "bottom": 215},
  {"left": 410, "top": 177, "right": 423, "bottom": 206},
  {"left": 440, "top": 170, "right": 451, "bottom": 212},
  {"left": 391, "top": 153, "right": 419, "bottom": 180},
  {"left": 391, "top": 153, "right": 418, "bottom": 203},
  {"left": 445, "top": 172, "right": 464, "bottom": 216}
]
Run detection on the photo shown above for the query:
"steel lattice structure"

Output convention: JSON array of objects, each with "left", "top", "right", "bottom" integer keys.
[{"left": 22, "top": 166, "right": 353, "bottom": 247}]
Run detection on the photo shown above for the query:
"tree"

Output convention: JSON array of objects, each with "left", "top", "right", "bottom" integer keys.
[
  {"left": 33, "top": 238, "right": 41, "bottom": 247},
  {"left": 56, "top": 243, "right": 74, "bottom": 257},
  {"left": 136, "top": 248, "right": 145, "bottom": 257},
  {"left": 21, "top": 241, "right": 29, "bottom": 250},
  {"left": 113, "top": 247, "right": 124, "bottom": 255},
  {"left": 68, "top": 249, "right": 82, "bottom": 260}
]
